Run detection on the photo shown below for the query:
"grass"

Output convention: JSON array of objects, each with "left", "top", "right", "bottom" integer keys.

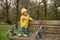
[{"left": 0, "top": 25, "right": 12, "bottom": 40}]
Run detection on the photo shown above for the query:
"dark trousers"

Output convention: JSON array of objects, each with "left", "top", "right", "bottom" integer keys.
[{"left": 19, "top": 28, "right": 28, "bottom": 34}]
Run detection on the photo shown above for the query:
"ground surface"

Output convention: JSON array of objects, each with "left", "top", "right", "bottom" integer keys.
[
  {"left": 0, "top": 20, "right": 60, "bottom": 40},
  {"left": 0, "top": 25, "right": 12, "bottom": 40}
]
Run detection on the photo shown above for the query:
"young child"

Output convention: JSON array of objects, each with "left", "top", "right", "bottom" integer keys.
[{"left": 18, "top": 8, "right": 33, "bottom": 37}]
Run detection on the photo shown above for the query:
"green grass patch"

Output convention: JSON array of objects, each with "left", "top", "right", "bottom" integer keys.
[{"left": 0, "top": 25, "right": 12, "bottom": 40}]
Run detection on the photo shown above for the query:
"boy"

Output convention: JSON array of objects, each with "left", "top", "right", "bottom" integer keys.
[{"left": 18, "top": 8, "right": 33, "bottom": 37}]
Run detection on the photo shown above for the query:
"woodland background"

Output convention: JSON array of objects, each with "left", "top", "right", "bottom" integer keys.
[{"left": 0, "top": 0, "right": 60, "bottom": 24}]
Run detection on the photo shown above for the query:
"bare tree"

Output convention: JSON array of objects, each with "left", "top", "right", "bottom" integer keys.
[
  {"left": 16, "top": 0, "right": 19, "bottom": 25},
  {"left": 5, "top": 0, "right": 11, "bottom": 23},
  {"left": 43, "top": 0, "right": 48, "bottom": 20}
]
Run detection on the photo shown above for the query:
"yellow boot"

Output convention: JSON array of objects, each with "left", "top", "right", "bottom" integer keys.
[
  {"left": 17, "top": 34, "right": 22, "bottom": 37},
  {"left": 23, "top": 34, "right": 28, "bottom": 37}
]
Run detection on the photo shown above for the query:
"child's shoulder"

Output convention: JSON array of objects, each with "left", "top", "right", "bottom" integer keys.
[{"left": 20, "top": 15, "right": 24, "bottom": 18}]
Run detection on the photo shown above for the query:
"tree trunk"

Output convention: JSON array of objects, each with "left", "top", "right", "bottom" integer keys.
[
  {"left": 43, "top": 0, "right": 48, "bottom": 20},
  {"left": 54, "top": 0, "right": 58, "bottom": 19},
  {"left": 16, "top": 0, "right": 19, "bottom": 25},
  {"left": 6, "top": 0, "right": 10, "bottom": 24}
]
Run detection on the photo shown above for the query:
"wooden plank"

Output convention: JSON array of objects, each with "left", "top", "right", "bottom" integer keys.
[{"left": 29, "top": 20, "right": 60, "bottom": 25}]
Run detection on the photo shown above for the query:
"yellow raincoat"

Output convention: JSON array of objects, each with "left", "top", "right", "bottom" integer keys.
[
  {"left": 20, "top": 15, "right": 33, "bottom": 28},
  {"left": 20, "top": 8, "right": 33, "bottom": 28}
]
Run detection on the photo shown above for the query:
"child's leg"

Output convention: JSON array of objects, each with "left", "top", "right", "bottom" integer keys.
[
  {"left": 19, "top": 28, "right": 24, "bottom": 34},
  {"left": 18, "top": 28, "right": 24, "bottom": 36},
  {"left": 23, "top": 28, "right": 28, "bottom": 37},
  {"left": 24, "top": 28, "right": 28, "bottom": 34}
]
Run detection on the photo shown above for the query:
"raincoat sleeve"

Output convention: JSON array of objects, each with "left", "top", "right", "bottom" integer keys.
[{"left": 29, "top": 17, "right": 33, "bottom": 21}]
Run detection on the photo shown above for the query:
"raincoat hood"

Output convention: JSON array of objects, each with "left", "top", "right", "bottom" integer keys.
[{"left": 21, "top": 8, "right": 27, "bottom": 14}]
